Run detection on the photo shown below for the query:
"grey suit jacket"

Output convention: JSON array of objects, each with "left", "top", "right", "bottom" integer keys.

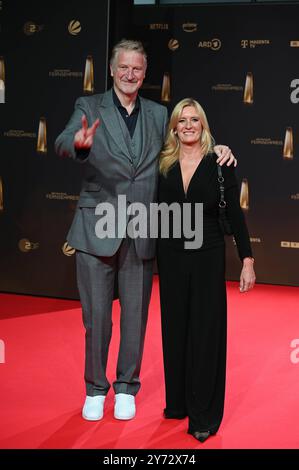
[{"left": 55, "top": 89, "right": 168, "bottom": 259}]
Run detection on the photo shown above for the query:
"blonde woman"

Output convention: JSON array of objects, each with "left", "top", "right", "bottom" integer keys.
[{"left": 157, "top": 98, "right": 255, "bottom": 443}]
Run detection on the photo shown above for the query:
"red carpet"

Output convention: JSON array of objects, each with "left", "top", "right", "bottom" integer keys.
[{"left": 0, "top": 277, "right": 299, "bottom": 449}]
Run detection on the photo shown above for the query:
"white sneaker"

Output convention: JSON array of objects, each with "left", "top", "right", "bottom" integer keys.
[
  {"left": 82, "top": 395, "right": 106, "bottom": 421},
  {"left": 114, "top": 393, "right": 136, "bottom": 420}
]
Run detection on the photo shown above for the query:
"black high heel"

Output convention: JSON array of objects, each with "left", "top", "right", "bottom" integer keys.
[{"left": 191, "top": 430, "right": 211, "bottom": 443}]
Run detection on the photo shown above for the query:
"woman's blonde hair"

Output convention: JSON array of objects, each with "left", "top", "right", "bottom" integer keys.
[{"left": 159, "top": 98, "right": 215, "bottom": 176}]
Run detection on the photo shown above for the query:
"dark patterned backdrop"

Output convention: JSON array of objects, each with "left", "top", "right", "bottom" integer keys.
[
  {"left": 132, "top": 2, "right": 299, "bottom": 286},
  {"left": 0, "top": 1, "right": 298, "bottom": 300},
  {"left": 0, "top": 0, "right": 110, "bottom": 298}
]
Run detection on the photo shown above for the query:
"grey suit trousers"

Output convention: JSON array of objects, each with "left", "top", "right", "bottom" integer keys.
[{"left": 76, "top": 236, "right": 154, "bottom": 396}]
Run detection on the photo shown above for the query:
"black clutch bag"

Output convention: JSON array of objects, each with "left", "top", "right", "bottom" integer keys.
[{"left": 217, "top": 164, "right": 233, "bottom": 236}]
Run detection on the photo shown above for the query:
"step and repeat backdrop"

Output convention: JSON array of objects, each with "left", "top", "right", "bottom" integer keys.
[
  {"left": 132, "top": 2, "right": 299, "bottom": 286},
  {"left": 0, "top": 1, "right": 298, "bottom": 299},
  {"left": 0, "top": 0, "right": 110, "bottom": 298}
]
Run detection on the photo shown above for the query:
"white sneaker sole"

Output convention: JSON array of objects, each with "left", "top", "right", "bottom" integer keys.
[
  {"left": 82, "top": 412, "right": 103, "bottom": 421},
  {"left": 114, "top": 413, "right": 135, "bottom": 420}
]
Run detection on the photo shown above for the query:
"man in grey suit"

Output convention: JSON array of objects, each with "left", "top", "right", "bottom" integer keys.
[{"left": 55, "top": 39, "right": 235, "bottom": 421}]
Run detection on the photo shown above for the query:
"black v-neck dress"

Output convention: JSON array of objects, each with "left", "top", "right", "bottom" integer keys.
[{"left": 157, "top": 153, "right": 252, "bottom": 435}]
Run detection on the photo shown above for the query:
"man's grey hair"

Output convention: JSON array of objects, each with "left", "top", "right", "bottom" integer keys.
[{"left": 110, "top": 39, "right": 147, "bottom": 69}]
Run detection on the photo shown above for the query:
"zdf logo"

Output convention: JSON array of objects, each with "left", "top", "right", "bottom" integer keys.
[{"left": 290, "top": 79, "right": 299, "bottom": 103}]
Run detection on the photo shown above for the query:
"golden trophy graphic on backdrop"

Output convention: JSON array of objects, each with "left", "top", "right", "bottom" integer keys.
[
  {"left": 0, "top": 80, "right": 4, "bottom": 104},
  {"left": 0, "top": 57, "right": 5, "bottom": 104},
  {"left": 283, "top": 127, "right": 294, "bottom": 160},
  {"left": 84, "top": 56, "right": 94, "bottom": 94},
  {"left": 0, "top": 177, "right": 3, "bottom": 212},
  {"left": 243, "top": 72, "right": 253, "bottom": 104},
  {"left": 161, "top": 72, "right": 171, "bottom": 103},
  {"left": 240, "top": 178, "right": 249, "bottom": 210},
  {"left": 37, "top": 118, "right": 47, "bottom": 154}
]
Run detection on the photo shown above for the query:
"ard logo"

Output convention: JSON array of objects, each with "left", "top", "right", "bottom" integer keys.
[{"left": 198, "top": 39, "right": 221, "bottom": 51}]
